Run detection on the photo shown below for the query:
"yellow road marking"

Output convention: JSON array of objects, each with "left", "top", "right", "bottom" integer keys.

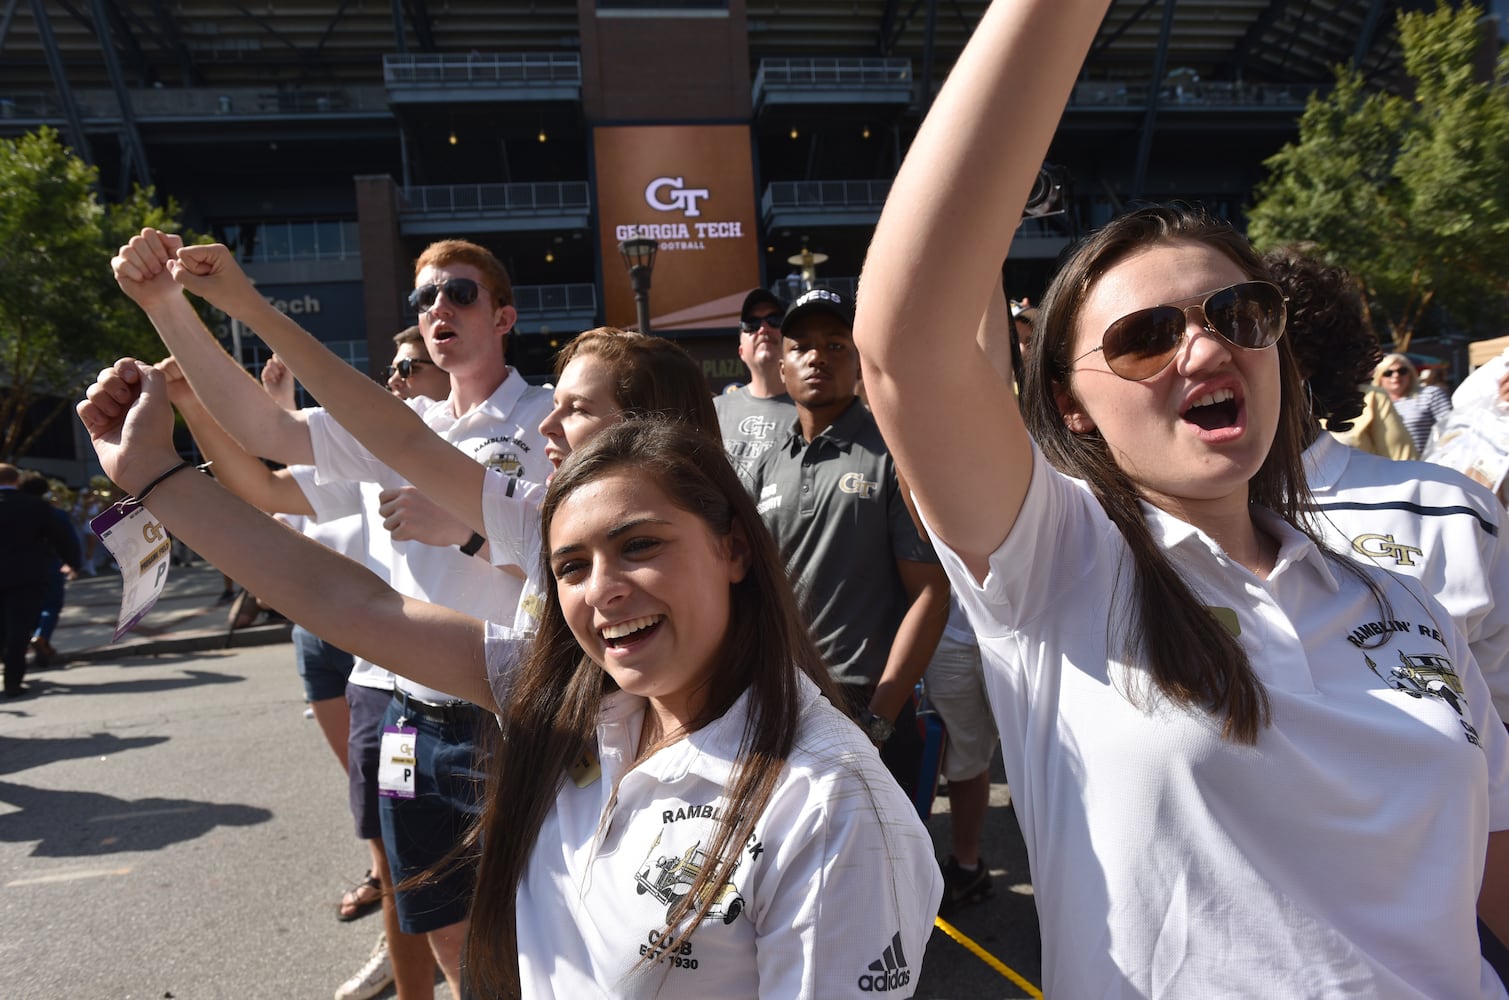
[{"left": 933, "top": 915, "right": 1042, "bottom": 998}]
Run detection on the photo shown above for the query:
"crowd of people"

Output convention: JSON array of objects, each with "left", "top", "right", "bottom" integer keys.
[{"left": 0, "top": 0, "right": 1496, "bottom": 996}]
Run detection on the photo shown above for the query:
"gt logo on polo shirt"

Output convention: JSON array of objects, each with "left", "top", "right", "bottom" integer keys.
[
  {"left": 1350, "top": 532, "right": 1425, "bottom": 567},
  {"left": 839, "top": 472, "right": 880, "bottom": 498}
]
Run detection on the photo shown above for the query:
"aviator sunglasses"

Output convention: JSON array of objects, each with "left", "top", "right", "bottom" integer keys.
[
  {"left": 1071, "top": 280, "right": 1288, "bottom": 382},
  {"left": 408, "top": 277, "right": 481, "bottom": 314},
  {"left": 740, "top": 313, "right": 783, "bottom": 334},
  {"left": 382, "top": 358, "right": 435, "bottom": 381}
]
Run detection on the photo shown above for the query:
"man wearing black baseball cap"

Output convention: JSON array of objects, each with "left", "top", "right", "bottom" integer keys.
[
  {"left": 713, "top": 288, "right": 795, "bottom": 476},
  {"left": 743, "top": 287, "right": 949, "bottom": 798}
]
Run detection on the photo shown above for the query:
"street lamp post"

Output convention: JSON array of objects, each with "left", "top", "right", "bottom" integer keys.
[{"left": 617, "top": 237, "right": 659, "bottom": 334}]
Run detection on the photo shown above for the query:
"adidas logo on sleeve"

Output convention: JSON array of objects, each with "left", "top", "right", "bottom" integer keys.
[{"left": 857, "top": 931, "right": 911, "bottom": 991}]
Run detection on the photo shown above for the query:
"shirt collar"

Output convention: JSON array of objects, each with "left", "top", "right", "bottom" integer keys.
[
  {"left": 1302, "top": 432, "right": 1350, "bottom": 492},
  {"left": 599, "top": 673, "right": 824, "bottom": 786},
  {"left": 782, "top": 397, "right": 866, "bottom": 455},
  {"left": 1139, "top": 499, "right": 1340, "bottom": 592}
]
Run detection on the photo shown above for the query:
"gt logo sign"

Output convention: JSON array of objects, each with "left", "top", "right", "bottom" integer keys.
[
  {"left": 1351, "top": 532, "right": 1424, "bottom": 567},
  {"left": 839, "top": 473, "right": 880, "bottom": 498},
  {"left": 645, "top": 176, "right": 710, "bottom": 217}
]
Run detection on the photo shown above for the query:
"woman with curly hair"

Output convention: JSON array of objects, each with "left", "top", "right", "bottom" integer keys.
[
  {"left": 1272, "top": 245, "right": 1509, "bottom": 719},
  {"left": 1263, "top": 249, "right": 1416, "bottom": 460}
]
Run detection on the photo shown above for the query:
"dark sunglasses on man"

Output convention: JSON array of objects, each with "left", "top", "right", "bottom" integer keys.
[
  {"left": 382, "top": 358, "right": 435, "bottom": 381},
  {"left": 408, "top": 277, "right": 482, "bottom": 314},
  {"left": 1070, "top": 280, "right": 1288, "bottom": 382},
  {"left": 740, "top": 313, "right": 783, "bottom": 334}
]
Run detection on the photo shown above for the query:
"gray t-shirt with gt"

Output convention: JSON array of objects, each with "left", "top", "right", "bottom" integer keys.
[{"left": 714, "top": 389, "right": 796, "bottom": 478}]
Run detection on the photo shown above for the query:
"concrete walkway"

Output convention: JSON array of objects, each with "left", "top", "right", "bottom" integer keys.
[{"left": 42, "top": 559, "right": 291, "bottom": 666}]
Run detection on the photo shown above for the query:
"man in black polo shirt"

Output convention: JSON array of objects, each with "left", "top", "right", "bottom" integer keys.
[
  {"left": 715, "top": 288, "right": 797, "bottom": 477},
  {"left": 743, "top": 288, "right": 950, "bottom": 796}
]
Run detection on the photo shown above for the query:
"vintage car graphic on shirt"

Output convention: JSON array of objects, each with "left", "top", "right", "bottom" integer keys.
[
  {"left": 635, "top": 830, "right": 746, "bottom": 926},
  {"left": 472, "top": 434, "right": 532, "bottom": 478},
  {"left": 1365, "top": 649, "right": 1481, "bottom": 746}
]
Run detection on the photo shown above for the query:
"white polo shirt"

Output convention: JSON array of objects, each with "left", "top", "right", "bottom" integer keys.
[
  {"left": 308, "top": 372, "right": 554, "bottom": 703},
  {"left": 480, "top": 471, "right": 548, "bottom": 629},
  {"left": 483, "top": 624, "right": 943, "bottom": 999},
  {"left": 290, "top": 465, "right": 396, "bottom": 692},
  {"left": 1306, "top": 433, "right": 1509, "bottom": 719},
  {"left": 929, "top": 444, "right": 1509, "bottom": 999}
]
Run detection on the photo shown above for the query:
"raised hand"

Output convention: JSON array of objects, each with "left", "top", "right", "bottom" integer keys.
[
  {"left": 77, "top": 360, "right": 183, "bottom": 496},
  {"left": 377, "top": 486, "right": 476, "bottom": 547},
  {"left": 260, "top": 354, "right": 298, "bottom": 412},
  {"left": 112, "top": 228, "right": 187, "bottom": 309},
  {"left": 169, "top": 243, "right": 264, "bottom": 318},
  {"left": 155, "top": 355, "right": 198, "bottom": 411}
]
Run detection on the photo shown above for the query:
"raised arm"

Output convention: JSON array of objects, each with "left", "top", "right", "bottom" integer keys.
[
  {"left": 158, "top": 357, "right": 315, "bottom": 517},
  {"left": 112, "top": 229, "right": 316, "bottom": 466},
  {"left": 853, "top": 0, "right": 1110, "bottom": 577},
  {"left": 168, "top": 243, "right": 487, "bottom": 534},
  {"left": 78, "top": 360, "right": 495, "bottom": 711}
]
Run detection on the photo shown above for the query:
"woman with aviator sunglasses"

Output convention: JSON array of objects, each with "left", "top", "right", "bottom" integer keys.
[{"left": 855, "top": 1, "right": 1509, "bottom": 996}]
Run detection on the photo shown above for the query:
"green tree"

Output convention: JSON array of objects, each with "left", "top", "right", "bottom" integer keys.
[
  {"left": 0, "top": 127, "right": 188, "bottom": 462},
  {"left": 1248, "top": 1, "right": 1509, "bottom": 352}
]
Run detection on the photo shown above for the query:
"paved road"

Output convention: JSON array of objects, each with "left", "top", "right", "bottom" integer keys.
[{"left": 3, "top": 566, "right": 1044, "bottom": 998}]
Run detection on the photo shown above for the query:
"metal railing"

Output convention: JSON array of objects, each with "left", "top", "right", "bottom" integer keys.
[
  {"left": 399, "top": 181, "right": 591, "bottom": 216},
  {"left": 513, "top": 283, "right": 598, "bottom": 316},
  {"left": 1070, "top": 80, "right": 1324, "bottom": 109},
  {"left": 763, "top": 179, "right": 892, "bottom": 213},
  {"left": 754, "top": 57, "right": 912, "bottom": 90},
  {"left": 217, "top": 220, "right": 361, "bottom": 262},
  {"left": 0, "top": 86, "right": 389, "bottom": 121},
  {"left": 769, "top": 274, "right": 858, "bottom": 307},
  {"left": 383, "top": 53, "right": 583, "bottom": 87}
]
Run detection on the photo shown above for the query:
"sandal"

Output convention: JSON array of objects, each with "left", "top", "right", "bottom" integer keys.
[{"left": 338, "top": 870, "right": 383, "bottom": 922}]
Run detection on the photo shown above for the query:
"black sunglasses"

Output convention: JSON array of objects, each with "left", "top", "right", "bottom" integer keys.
[
  {"left": 1380, "top": 368, "right": 1409, "bottom": 378},
  {"left": 382, "top": 358, "right": 434, "bottom": 381},
  {"left": 1071, "top": 280, "right": 1287, "bottom": 381},
  {"left": 739, "top": 313, "right": 783, "bottom": 334},
  {"left": 408, "top": 277, "right": 481, "bottom": 314}
]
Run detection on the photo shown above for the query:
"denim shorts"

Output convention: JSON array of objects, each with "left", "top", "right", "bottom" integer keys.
[
  {"left": 293, "top": 625, "right": 355, "bottom": 702},
  {"left": 378, "top": 692, "right": 487, "bottom": 935},
  {"left": 346, "top": 682, "right": 391, "bottom": 841}
]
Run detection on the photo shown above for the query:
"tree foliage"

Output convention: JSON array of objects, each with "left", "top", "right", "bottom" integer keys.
[
  {"left": 0, "top": 127, "right": 189, "bottom": 462},
  {"left": 1248, "top": 1, "right": 1509, "bottom": 352}
]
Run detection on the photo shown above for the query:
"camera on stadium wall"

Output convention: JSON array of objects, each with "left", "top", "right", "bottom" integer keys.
[{"left": 1023, "top": 163, "right": 1067, "bottom": 219}]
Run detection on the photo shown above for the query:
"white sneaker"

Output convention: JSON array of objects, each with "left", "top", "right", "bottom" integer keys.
[{"left": 334, "top": 932, "right": 393, "bottom": 1000}]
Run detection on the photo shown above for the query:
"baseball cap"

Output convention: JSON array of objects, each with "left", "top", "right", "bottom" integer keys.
[
  {"left": 741, "top": 288, "right": 785, "bottom": 323},
  {"left": 780, "top": 287, "right": 853, "bottom": 335}
]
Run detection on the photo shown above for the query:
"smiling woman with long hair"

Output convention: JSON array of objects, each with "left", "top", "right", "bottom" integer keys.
[
  {"left": 77, "top": 364, "right": 942, "bottom": 998},
  {"left": 852, "top": 1, "right": 1509, "bottom": 996}
]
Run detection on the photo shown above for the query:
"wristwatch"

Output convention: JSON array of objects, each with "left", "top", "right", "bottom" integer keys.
[
  {"left": 458, "top": 531, "right": 486, "bottom": 557},
  {"left": 858, "top": 709, "right": 895, "bottom": 743}
]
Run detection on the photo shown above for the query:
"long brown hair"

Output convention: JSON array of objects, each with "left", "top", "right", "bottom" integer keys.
[
  {"left": 555, "top": 327, "right": 719, "bottom": 438},
  {"left": 1024, "top": 204, "right": 1313, "bottom": 743},
  {"left": 463, "top": 419, "right": 837, "bottom": 998}
]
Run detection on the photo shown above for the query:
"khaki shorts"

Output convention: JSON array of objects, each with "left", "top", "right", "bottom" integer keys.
[{"left": 924, "top": 632, "right": 997, "bottom": 782}]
